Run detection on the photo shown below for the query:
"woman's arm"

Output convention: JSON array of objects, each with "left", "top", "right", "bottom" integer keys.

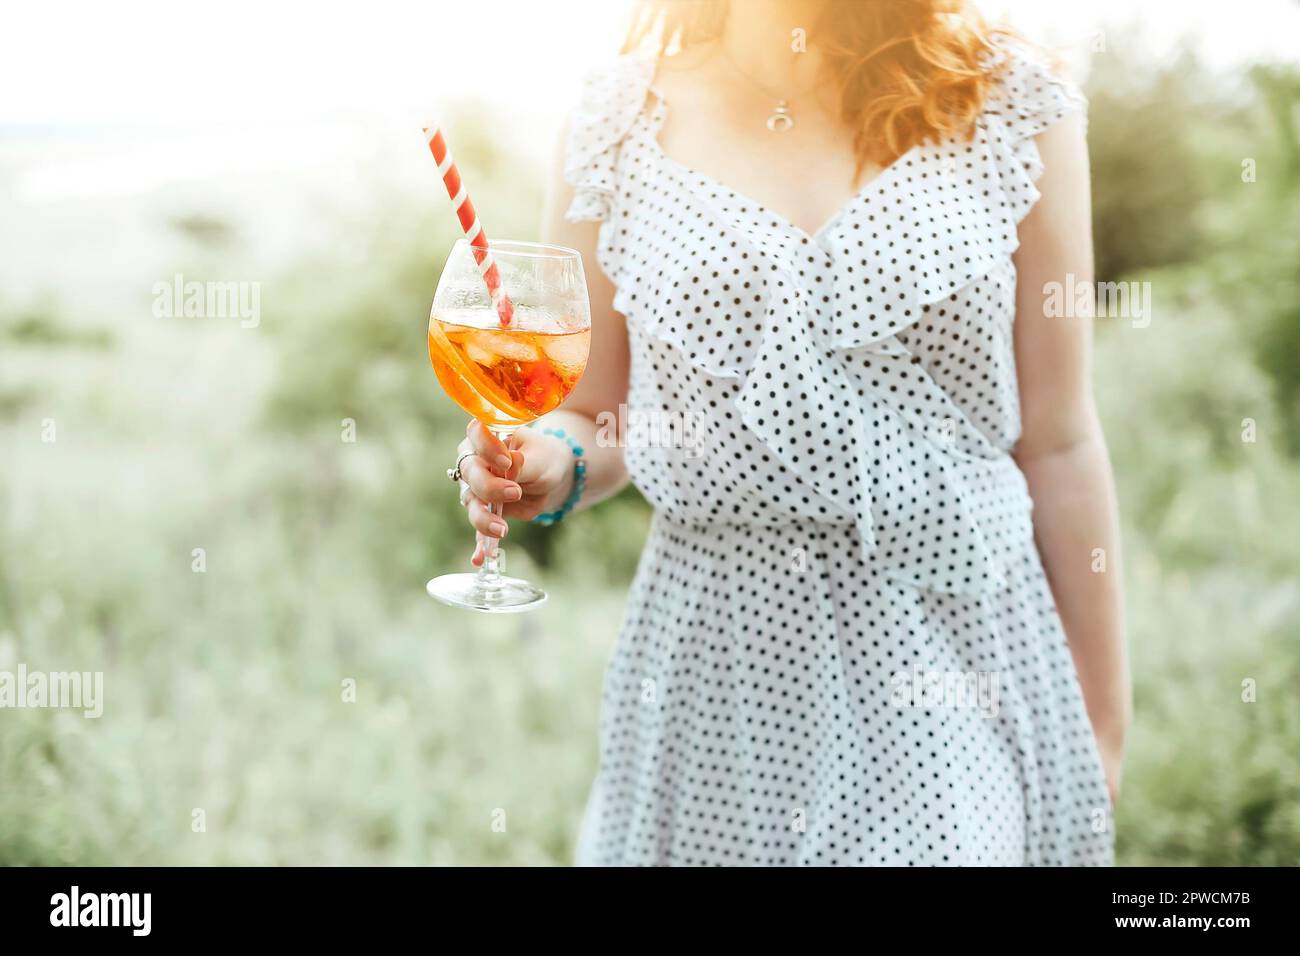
[
  {"left": 533, "top": 113, "right": 633, "bottom": 511},
  {"left": 1011, "top": 114, "right": 1131, "bottom": 805},
  {"left": 459, "top": 118, "right": 631, "bottom": 563}
]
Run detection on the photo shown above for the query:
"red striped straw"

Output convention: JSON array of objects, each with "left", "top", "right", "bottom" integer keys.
[{"left": 423, "top": 124, "right": 515, "bottom": 328}]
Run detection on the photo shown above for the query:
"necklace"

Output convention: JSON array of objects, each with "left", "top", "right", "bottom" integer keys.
[{"left": 720, "top": 44, "right": 820, "bottom": 133}]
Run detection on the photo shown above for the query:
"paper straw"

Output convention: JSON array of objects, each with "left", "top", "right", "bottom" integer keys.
[{"left": 423, "top": 124, "right": 515, "bottom": 328}]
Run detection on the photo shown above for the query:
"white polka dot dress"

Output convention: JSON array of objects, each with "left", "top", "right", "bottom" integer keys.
[{"left": 565, "top": 40, "right": 1113, "bottom": 866}]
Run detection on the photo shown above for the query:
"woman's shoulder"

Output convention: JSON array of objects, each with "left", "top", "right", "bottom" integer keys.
[
  {"left": 981, "top": 33, "right": 1088, "bottom": 141},
  {"left": 970, "top": 34, "right": 1088, "bottom": 226},
  {"left": 572, "top": 49, "right": 659, "bottom": 123},
  {"left": 561, "top": 50, "right": 658, "bottom": 224}
]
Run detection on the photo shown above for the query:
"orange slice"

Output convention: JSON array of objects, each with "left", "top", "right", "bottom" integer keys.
[{"left": 428, "top": 319, "right": 534, "bottom": 423}]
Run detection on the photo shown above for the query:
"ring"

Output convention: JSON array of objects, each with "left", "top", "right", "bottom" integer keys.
[{"left": 447, "top": 452, "right": 473, "bottom": 483}]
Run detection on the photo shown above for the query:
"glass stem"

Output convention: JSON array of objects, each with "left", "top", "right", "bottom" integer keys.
[{"left": 474, "top": 425, "right": 518, "bottom": 588}]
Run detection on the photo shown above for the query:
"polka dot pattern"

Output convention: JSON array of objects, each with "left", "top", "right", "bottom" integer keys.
[{"left": 567, "top": 40, "right": 1111, "bottom": 865}]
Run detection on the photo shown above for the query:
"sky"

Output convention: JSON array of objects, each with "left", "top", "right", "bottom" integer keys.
[
  {"left": 2, "top": 0, "right": 1298, "bottom": 129},
  {"left": 1, "top": 0, "right": 1296, "bottom": 213}
]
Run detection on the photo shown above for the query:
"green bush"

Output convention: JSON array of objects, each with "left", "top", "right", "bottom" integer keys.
[{"left": 1, "top": 36, "right": 1297, "bottom": 866}]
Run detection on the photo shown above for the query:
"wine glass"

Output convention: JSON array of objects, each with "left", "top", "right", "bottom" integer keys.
[{"left": 426, "top": 239, "right": 591, "bottom": 612}]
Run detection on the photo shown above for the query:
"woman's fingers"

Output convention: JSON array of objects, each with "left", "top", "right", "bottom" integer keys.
[
  {"left": 466, "top": 495, "right": 509, "bottom": 540},
  {"left": 466, "top": 420, "right": 514, "bottom": 474},
  {"left": 507, "top": 447, "right": 525, "bottom": 482},
  {"left": 463, "top": 420, "right": 525, "bottom": 503},
  {"left": 462, "top": 455, "right": 522, "bottom": 505},
  {"left": 458, "top": 421, "right": 536, "bottom": 557}
]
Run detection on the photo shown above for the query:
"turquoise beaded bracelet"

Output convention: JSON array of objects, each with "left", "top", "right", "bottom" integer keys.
[{"left": 528, "top": 425, "right": 586, "bottom": 526}]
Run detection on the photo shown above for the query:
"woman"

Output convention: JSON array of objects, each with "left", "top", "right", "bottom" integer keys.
[{"left": 455, "top": 0, "right": 1129, "bottom": 866}]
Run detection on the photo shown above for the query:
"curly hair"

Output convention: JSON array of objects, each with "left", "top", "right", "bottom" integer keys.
[{"left": 622, "top": 0, "right": 1013, "bottom": 180}]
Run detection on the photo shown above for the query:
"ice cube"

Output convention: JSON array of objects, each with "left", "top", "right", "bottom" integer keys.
[
  {"left": 464, "top": 334, "right": 495, "bottom": 366},
  {"left": 541, "top": 333, "right": 589, "bottom": 368},
  {"left": 483, "top": 332, "right": 540, "bottom": 364}
]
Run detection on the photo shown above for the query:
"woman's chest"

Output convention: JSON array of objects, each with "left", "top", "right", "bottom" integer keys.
[{"left": 651, "top": 95, "right": 876, "bottom": 240}]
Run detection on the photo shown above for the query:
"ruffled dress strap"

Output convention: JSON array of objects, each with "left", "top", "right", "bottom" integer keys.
[
  {"left": 563, "top": 52, "right": 658, "bottom": 226},
  {"left": 982, "top": 37, "right": 1089, "bottom": 224}
]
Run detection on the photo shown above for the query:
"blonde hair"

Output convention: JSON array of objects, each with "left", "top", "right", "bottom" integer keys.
[{"left": 622, "top": 0, "right": 1011, "bottom": 179}]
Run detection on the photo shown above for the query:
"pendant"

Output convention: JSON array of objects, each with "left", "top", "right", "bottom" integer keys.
[{"left": 766, "top": 101, "right": 793, "bottom": 133}]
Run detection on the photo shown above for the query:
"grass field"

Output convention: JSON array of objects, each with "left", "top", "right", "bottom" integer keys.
[{"left": 1, "top": 33, "right": 1297, "bottom": 865}]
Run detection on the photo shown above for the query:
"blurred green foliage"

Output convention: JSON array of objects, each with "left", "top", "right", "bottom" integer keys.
[
  {"left": 0, "top": 37, "right": 1297, "bottom": 865},
  {"left": 1086, "top": 43, "right": 1216, "bottom": 283}
]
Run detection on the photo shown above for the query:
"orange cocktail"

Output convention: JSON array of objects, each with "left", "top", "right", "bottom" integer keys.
[
  {"left": 425, "top": 238, "right": 591, "bottom": 613},
  {"left": 429, "top": 311, "right": 590, "bottom": 428}
]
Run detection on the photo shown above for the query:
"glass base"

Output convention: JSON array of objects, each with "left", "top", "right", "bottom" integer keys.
[{"left": 426, "top": 572, "right": 547, "bottom": 613}]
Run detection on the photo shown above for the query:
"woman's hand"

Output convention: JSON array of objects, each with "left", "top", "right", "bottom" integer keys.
[
  {"left": 1099, "top": 742, "right": 1122, "bottom": 810},
  {"left": 456, "top": 420, "right": 574, "bottom": 566},
  {"left": 1095, "top": 722, "right": 1128, "bottom": 810}
]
